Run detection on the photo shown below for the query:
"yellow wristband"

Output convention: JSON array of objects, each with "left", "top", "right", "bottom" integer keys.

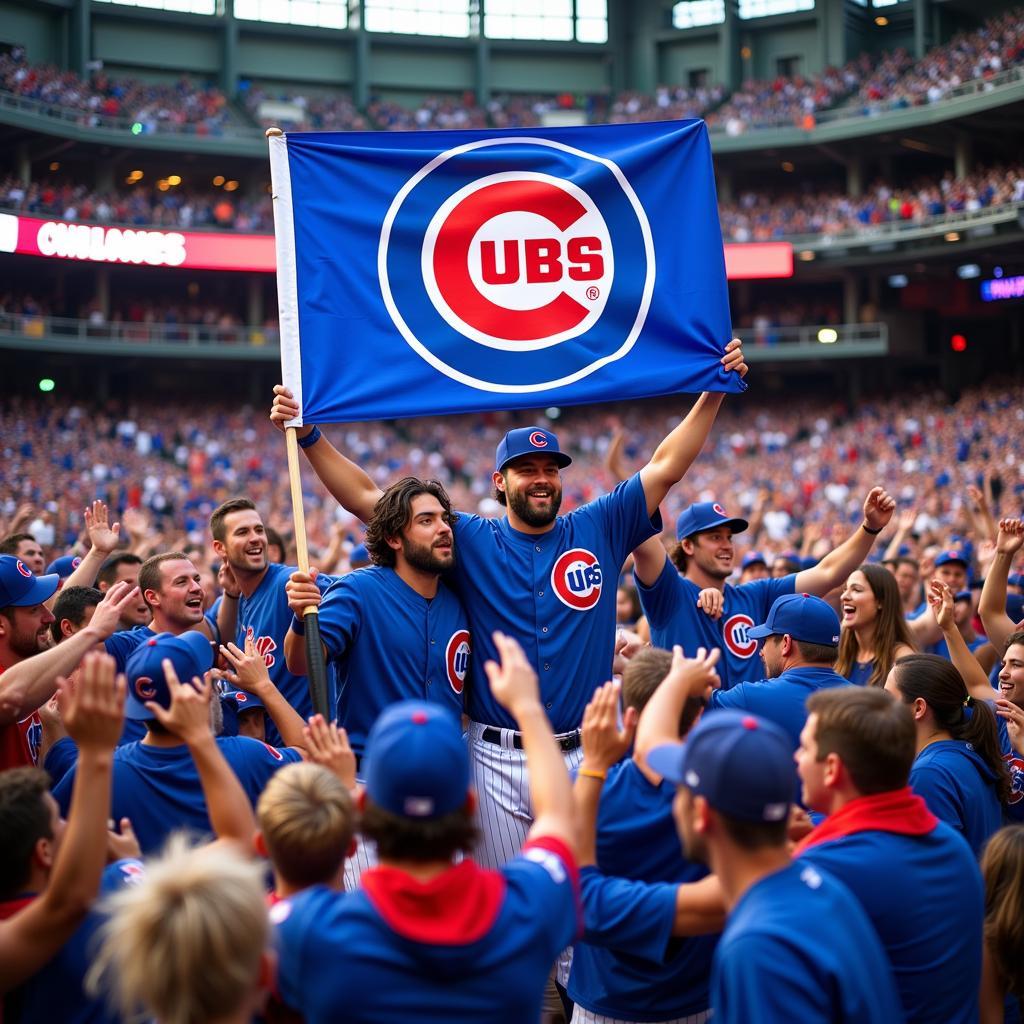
[{"left": 578, "top": 768, "right": 607, "bottom": 781}]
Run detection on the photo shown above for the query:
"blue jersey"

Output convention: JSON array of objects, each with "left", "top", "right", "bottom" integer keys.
[
  {"left": 451, "top": 473, "right": 659, "bottom": 731},
  {"left": 104, "top": 624, "right": 156, "bottom": 672},
  {"left": 569, "top": 758, "right": 716, "bottom": 1021},
  {"left": 635, "top": 563, "right": 796, "bottom": 690},
  {"left": 52, "top": 736, "right": 301, "bottom": 854},
  {"left": 236, "top": 563, "right": 334, "bottom": 745},
  {"left": 929, "top": 635, "right": 988, "bottom": 660},
  {"left": 1, "top": 859, "right": 144, "bottom": 1024},
  {"left": 845, "top": 659, "right": 875, "bottom": 686},
  {"left": 317, "top": 567, "right": 469, "bottom": 754},
  {"left": 708, "top": 666, "right": 852, "bottom": 751},
  {"left": 273, "top": 838, "right": 579, "bottom": 1023},
  {"left": 910, "top": 740, "right": 1003, "bottom": 857},
  {"left": 798, "top": 823, "right": 982, "bottom": 1024},
  {"left": 997, "top": 716, "right": 1024, "bottom": 822},
  {"left": 712, "top": 861, "right": 904, "bottom": 1024}
]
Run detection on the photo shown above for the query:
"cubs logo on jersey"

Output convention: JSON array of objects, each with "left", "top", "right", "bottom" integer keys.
[
  {"left": 378, "top": 137, "right": 654, "bottom": 393},
  {"left": 445, "top": 629, "right": 471, "bottom": 695},
  {"left": 552, "top": 549, "right": 603, "bottom": 611},
  {"left": 245, "top": 626, "right": 277, "bottom": 669},
  {"left": 1007, "top": 755, "right": 1024, "bottom": 805},
  {"left": 722, "top": 613, "right": 758, "bottom": 658}
]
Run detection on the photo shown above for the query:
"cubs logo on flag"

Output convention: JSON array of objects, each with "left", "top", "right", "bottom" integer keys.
[{"left": 269, "top": 121, "right": 737, "bottom": 423}]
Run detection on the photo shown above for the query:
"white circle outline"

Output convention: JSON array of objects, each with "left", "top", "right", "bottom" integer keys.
[
  {"left": 378, "top": 137, "right": 656, "bottom": 395},
  {"left": 551, "top": 548, "right": 602, "bottom": 611},
  {"left": 421, "top": 171, "right": 614, "bottom": 353}
]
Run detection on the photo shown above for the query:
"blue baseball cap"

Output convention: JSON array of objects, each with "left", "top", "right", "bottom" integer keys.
[
  {"left": 495, "top": 427, "right": 572, "bottom": 474},
  {"left": 1006, "top": 593, "right": 1024, "bottom": 624},
  {"left": 648, "top": 710, "right": 793, "bottom": 822},
  {"left": 953, "top": 590, "right": 973, "bottom": 603},
  {"left": 349, "top": 543, "right": 370, "bottom": 566},
  {"left": 46, "top": 555, "right": 82, "bottom": 580},
  {"left": 0, "top": 555, "right": 59, "bottom": 608},
  {"left": 741, "top": 551, "right": 767, "bottom": 570},
  {"left": 364, "top": 700, "right": 469, "bottom": 819},
  {"left": 935, "top": 549, "right": 968, "bottom": 569},
  {"left": 747, "top": 593, "right": 841, "bottom": 647},
  {"left": 124, "top": 631, "right": 214, "bottom": 721},
  {"left": 222, "top": 688, "right": 265, "bottom": 712},
  {"left": 675, "top": 501, "right": 748, "bottom": 541}
]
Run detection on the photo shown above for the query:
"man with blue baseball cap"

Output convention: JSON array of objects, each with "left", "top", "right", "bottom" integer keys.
[
  {"left": 0, "top": 556, "right": 139, "bottom": 771},
  {"left": 704, "top": 593, "right": 852, "bottom": 753},
  {"left": 648, "top": 710, "right": 904, "bottom": 1024},
  {"left": 738, "top": 550, "right": 768, "bottom": 583},
  {"left": 51, "top": 631, "right": 300, "bottom": 854},
  {"left": 45, "top": 555, "right": 82, "bottom": 587},
  {"left": 631, "top": 486, "right": 899, "bottom": 691},
  {"left": 272, "top": 632, "right": 582, "bottom": 1024}
]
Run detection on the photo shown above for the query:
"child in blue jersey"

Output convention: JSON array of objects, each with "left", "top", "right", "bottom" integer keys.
[
  {"left": 631, "top": 488, "right": 900, "bottom": 691},
  {"left": 647, "top": 705, "right": 905, "bottom": 1024},
  {"left": 887, "top": 653, "right": 1010, "bottom": 857},
  {"left": 210, "top": 498, "right": 336, "bottom": 746},
  {"left": 52, "top": 631, "right": 300, "bottom": 854},
  {"left": 272, "top": 633, "right": 581, "bottom": 1024},
  {"left": 795, "top": 686, "right": 983, "bottom": 1024}
]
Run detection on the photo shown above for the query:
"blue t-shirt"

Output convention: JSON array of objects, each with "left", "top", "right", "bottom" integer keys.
[
  {"left": 2, "top": 859, "right": 144, "bottom": 1024},
  {"left": 708, "top": 666, "right": 852, "bottom": 751},
  {"left": 450, "top": 473, "right": 659, "bottom": 731},
  {"left": 52, "top": 737, "right": 301, "bottom": 854},
  {"left": 910, "top": 739, "right": 1003, "bottom": 857},
  {"left": 635, "top": 562, "right": 796, "bottom": 690},
  {"left": 798, "top": 823, "right": 982, "bottom": 1024},
  {"left": 104, "top": 624, "right": 156, "bottom": 672},
  {"left": 929, "top": 635, "right": 988, "bottom": 660},
  {"left": 236, "top": 563, "right": 335, "bottom": 745},
  {"left": 845, "top": 659, "right": 876, "bottom": 687},
  {"left": 569, "top": 759, "right": 716, "bottom": 1020},
  {"left": 317, "top": 567, "right": 469, "bottom": 754},
  {"left": 273, "top": 842, "right": 579, "bottom": 1023},
  {"left": 997, "top": 715, "right": 1024, "bottom": 822},
  {"left": 712, "top": 861, "right": 905, "bottom": 1024}
]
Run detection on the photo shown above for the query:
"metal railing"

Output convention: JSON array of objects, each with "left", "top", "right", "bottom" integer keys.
[
  {"left": 0, "top": 313, "right": 278, "bottom": 348},
  {"left": 0, "top": 313, "right": 886, "bottom": 357},
  {"left": 0, "top": 90, "right": 261, "bottom": 139}
]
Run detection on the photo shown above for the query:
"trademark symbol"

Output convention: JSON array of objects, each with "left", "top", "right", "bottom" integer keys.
[{"left": 586, "top": 286, "right": 600, "bottom": 300}]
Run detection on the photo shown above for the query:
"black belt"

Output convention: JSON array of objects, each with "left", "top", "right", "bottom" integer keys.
[{"left": 480, "top": 727, "right": 581, "bottom": 752}]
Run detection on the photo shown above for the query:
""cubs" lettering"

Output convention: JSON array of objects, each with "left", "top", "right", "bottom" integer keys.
[
  {"left": 722, "top": 613, "right": 758, "bottom": 658},
  {"left": 479, "top": 236, "right": 604, "bottom": 286}
]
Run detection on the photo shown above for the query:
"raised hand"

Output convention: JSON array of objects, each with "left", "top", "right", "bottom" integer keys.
[
  {"left": 57, "top": 652, "right": 125, "bottom": 755},
  {"left": 84, "top": 500, "right": 121, "bottom": 556},
  {"left": 270, "top": 385, "right": 312, "bottom": 438},
  {"left": 721, "top": 338, "right": 748, "bottom": 378},
  {"left": 696, "top": 588, "right": 724, "bottom": 621},
  {"left": 144, "top": 659, "right": 212, "bottom": 746},
  {"left": 106, "top": 818, "right": 141, "bottom": 863},
  {"left": 484, "top": 632, "right": 541, "bottom": 717},
  {"left": 219, "top": 637, "right": 272, "bottom": 692},
  {"left": 286, "top": 569, "right": 322, "bottom": 618},
  {"left": 664, "top": 645, "right": 721, "bottom": 700},
  {"left": 862, "top": 486, "right": 896, "bottom": 533},
  {"left": 926, "top": 579, "right": 955, "bottom": 633},
  {"left": 304, "top": 714, "right": 357, "bottom": 790},
  {"left": 580, "top": 681, "right": 637, "bottom": 774},
  {"left": 996, "top": 699, "right": 1024, "bottom": 756},
  {"left": 996, "top": 518, "right": 1024, "bottom": 557},
  {"left": 88, "top": 580, "right": 143, "bottom": 639}
]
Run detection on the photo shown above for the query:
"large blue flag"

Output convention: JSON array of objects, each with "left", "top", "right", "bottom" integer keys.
[{"left": 270, "top": 120, "right": 737, "bottom": 424}]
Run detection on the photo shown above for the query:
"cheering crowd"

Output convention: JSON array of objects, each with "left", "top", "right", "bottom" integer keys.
[
  {"left": 1, "top": 340, "right": 1023, "bottom": 1022},
  {"left": 3, "top": 7, "right": 1024, "bottom": 143}
]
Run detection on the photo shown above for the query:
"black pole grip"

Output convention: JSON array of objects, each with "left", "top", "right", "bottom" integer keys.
[{"left": 303, "top": 611, "right": 331, "bottom": 720}]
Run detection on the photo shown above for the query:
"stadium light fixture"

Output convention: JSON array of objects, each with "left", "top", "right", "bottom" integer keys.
[
  {"left": 957, "top": 264, "right": 981, "bottom": 280},
  {"left": 168, "top": 175, "right": 182, "bottom": 186},
  {"left": 944, "top": 232, "right": 960, "bottom": 242},
  {"left": 781, "top": 161, "right": 795, "bottom": 172},
  {"left": 213, "top": 175, "right": 225, "bottom": 186},
  {"left": 875, "top": 15, "right": 888, "bottom": 25},
  {"left": 798, "top": 250, "right": 815, "bottom": 261},
  {"left": 49, "top": 161, "right": 60, "bottom": 171},
  {"left": 817, "top": 328, "right": 838, "bottom": 344},
  {"left": 225, "top": 180, "right": 240, "bottom": 192},
  {"left": 38, "top": 378, "right": 55, "bottom": 392},
  {"left": 888, "top": 274, "right": 908, "bottom": 288}
]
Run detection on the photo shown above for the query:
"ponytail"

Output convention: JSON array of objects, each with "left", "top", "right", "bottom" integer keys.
[{"left": 894, "top": 654, "right": 1011, "bottom": 805}]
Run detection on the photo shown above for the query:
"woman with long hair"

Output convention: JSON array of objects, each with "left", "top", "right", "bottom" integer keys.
[
  {"left": 980, "top": 825, "right": 1024, "bottom": 1024},
  {"left": 887, "top": 653, "right": 1010, "bottom": 857},
  {"left": 836, "top": 563, "right": 916, "bottom": 687}
]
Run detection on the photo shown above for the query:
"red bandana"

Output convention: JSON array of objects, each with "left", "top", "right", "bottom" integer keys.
[{"left": 794, "top": 787, "right": 938, "bottom": 855}]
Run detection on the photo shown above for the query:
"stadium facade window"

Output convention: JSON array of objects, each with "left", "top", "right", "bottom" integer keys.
[
  {"left": 672, "top": 0, "right": 725, "bottom": 29},
  {"left": 234, "top": 0, "right": 347, "bottom": 28},
  {"left": 363, "top": 0, "right": 471, "bottom": 36},
  {"left": 93, "top": 0, "right": 218, "bottom": 14},
  {"left": 738, "top": 0, "right": 813, "bottom": 17},
  {"left": 485, "top": 0, "right": 607, "bottom": 43}
]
